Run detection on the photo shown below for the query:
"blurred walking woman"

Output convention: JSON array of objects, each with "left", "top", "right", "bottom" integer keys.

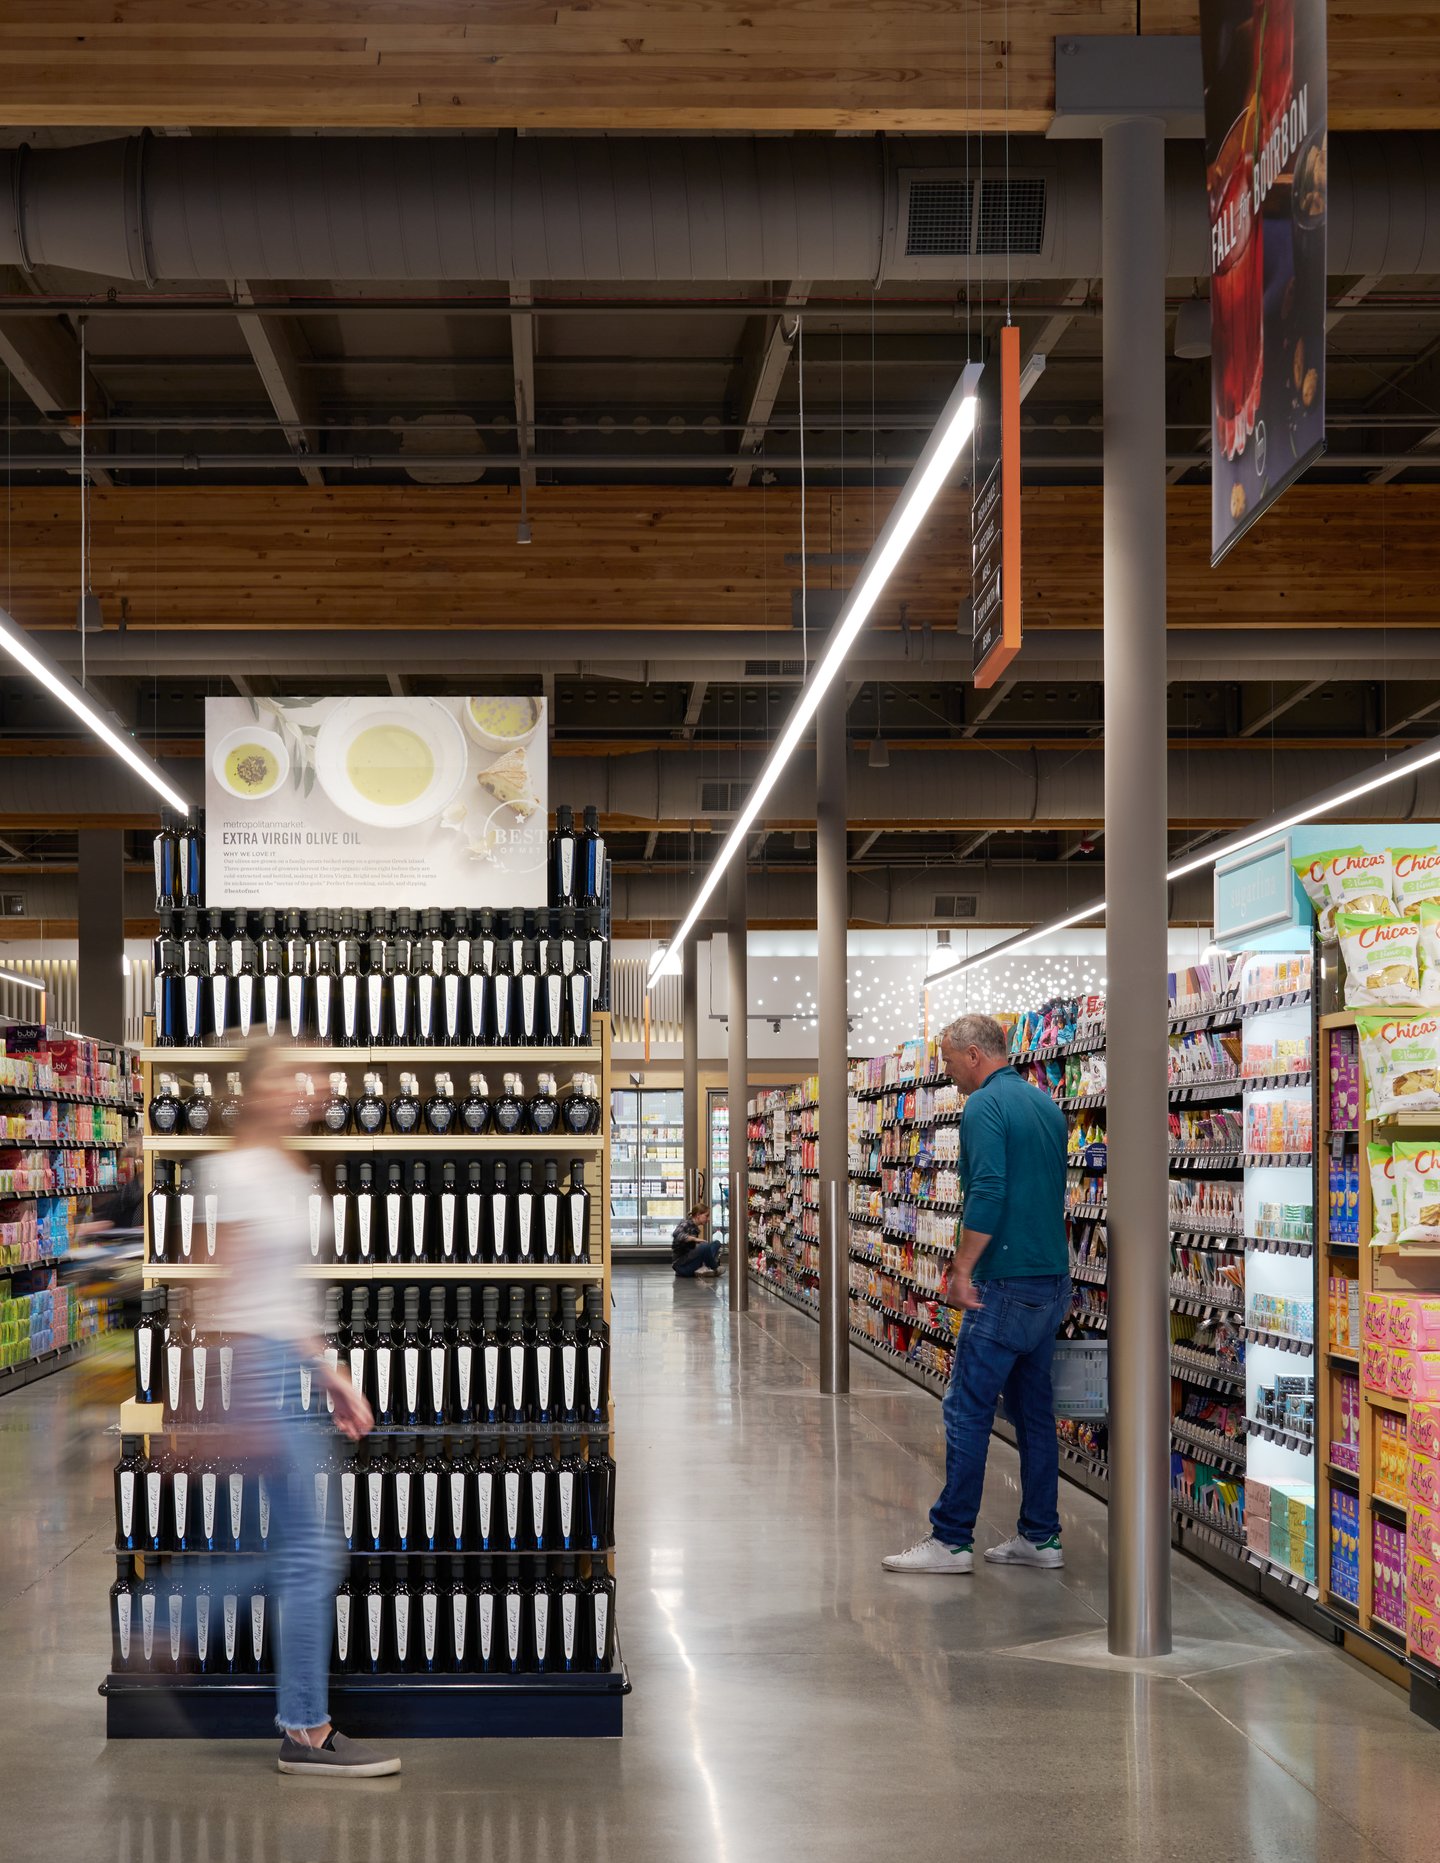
[{"left": 208, "top": 1043, "right": 400, "bottom": 1778}]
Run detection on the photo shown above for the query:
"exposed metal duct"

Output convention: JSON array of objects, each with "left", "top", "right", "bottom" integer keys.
[
  {"left": 39, "top": 624, "right": 1440, "bottom": 682},
  {"left": 10, "top": 742, "right": 1440, "bottom": 834},
  {"left": 3, "top": 133, "right": 1438, "bottom": 286}
]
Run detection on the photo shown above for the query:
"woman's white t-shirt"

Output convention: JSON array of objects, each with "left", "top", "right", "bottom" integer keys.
[{"left": 203, "top": 1147, "right": 320, "bottom": 1345}]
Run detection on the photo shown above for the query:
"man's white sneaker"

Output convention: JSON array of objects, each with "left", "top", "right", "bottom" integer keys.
[
  {"left": 984, "top": 1535, "right": 1064, "bottom": 1568},
  {"left": 881, "top": 1536, "right": 974, "bottom": 1575}
]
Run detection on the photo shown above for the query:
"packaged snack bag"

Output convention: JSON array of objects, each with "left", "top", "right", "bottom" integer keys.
[
  {"left": 1368, "top": 1142, "right": 1398, "bottom": 1249},
  {"left": 1409, "top": 1450, "right": 1440, "bottom": 1511},
  {"left": 1390, "top": 1296, "right": 1440, "bottom": 1350},
  {"left": 1362, "top": 1342, "right": 1391, "bottom": 1392},
  {"left": 1395, "top": 1144, "right": 1440, "bottom": 1248},
  {"left": 1293, "top": 848, "right": 1360, "bottom": 938},
  {"left": 1414, "top": 1500, "right": 1440, "bottom": 1564},
  {"left": 1419, "top": 898, "right": 1440, "bottom": 1007},
  {"left": 1339, "top": 911, "right": 1421, "bottom": 1008},
  {"left": 1394, "top": 846, "right": 1440, "bottom": 919},
  {"left": 1356, "top": 1013, "right": 1440, "bottom": 1119},
  {"left": 1330, "top": 848, "right": 1397, "bottom": 918},
  {"left": 1408, "top": 1550, "right": 1440, "bottom": 1612}
]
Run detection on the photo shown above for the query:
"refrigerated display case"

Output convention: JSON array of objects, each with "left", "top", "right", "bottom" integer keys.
[
  {"left": 708, "top": 1088, "right": 729, "bottom": 1248},
  {"left": 610, "top": 1087, "right": 688, "bottom": 1248}
]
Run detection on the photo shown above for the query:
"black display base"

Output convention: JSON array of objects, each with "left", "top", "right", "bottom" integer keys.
[
  {"left": 1412, "top": 1666, "right": 1440, "bottom": 1731},
  {"left": 101, "top": 1656, "right": 629, "bottom": 1739}
]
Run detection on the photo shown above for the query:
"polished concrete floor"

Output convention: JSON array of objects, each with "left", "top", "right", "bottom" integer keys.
[{"left": 4, "top": 1266, "right": 1440, "bottom": 1861}]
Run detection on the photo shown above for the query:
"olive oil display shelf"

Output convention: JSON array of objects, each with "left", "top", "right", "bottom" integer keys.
[
  {"left": 139, "top": 1046, "right": 601, "bottom": 1069},
  {"left": 141, "top": 1261, "right": 605, "bottom": 1284},
  {"left": 111, "top": 1011, "right": 623, "bottom": 1738},
  {"left": 143, "top": 1134, "right": 606, "bottom": 1155}
]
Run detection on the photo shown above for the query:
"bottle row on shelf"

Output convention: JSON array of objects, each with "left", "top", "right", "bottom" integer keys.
[
  {"left": 111, "top": 1550, "right": 616, "bottom": 1679},
  {"left": 135, "top": 1283, "right": 610, "bottom": 1432},
  {"left": 154, "top": 908, "right": 602, "bottom": 1050},
  {"left": 148, "top": 1153, "right": 593, "bottom": 1267},
  {"left": 148, "top": 1068, "right": 602, "bottom": 1141},
  {"left": 115, "top": 1430, "right": 614, "bottom": 1561}
]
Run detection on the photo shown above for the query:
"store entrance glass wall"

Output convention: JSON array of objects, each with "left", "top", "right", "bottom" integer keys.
[
  {"left": 610, "top": 1088, "right": 686, "bottom": 1248},
  {"left": 708, "top": 1088, "right": 729, "bottom": 1248}
]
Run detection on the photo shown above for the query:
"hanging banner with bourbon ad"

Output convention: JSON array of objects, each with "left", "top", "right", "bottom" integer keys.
[
  {"left": 204, "top": 695, "right": 549, "bottom": 909},
  {"left": 1202, "top": 0, "right": 1327, "bottom": 563}
]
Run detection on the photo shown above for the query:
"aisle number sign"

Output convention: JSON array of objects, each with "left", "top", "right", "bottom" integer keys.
[
  {"left": 972, "top": 324, "right": 1022, "bottom": 689},
  {"left": 1213, "top": 835, "right": 1295, "bottom": 943}
]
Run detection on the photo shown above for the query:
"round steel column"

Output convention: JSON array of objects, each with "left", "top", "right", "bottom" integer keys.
[
  {"left": 1103, "top": 112, "right": 1174, "bottom": 1659},
  {"left": 727, "top": 859, "right": 750, "bottom": 1312},
  {"left": 817, "top": 676, "right": 850, "bottom": 1394}
]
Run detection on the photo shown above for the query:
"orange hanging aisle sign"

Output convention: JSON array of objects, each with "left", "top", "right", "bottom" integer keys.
[{"left": 971, "top": 324, "right": 1022, "bottom": 690}]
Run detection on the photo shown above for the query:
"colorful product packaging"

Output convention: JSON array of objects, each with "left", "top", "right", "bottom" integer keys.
[
  {"left": 1408, "top": 1549, "right": 1440, "bottom": 1613},
  {"left": 1368, "top": 1142, "right": 1399, "bottom": 1249},
  {"left": 1339, "top": 912, "right": 1422, "bottom": 1008},
  {"left": 1388, "top": 1295, "right": 1440, "bottom": 1350},
  {"left": 1393, "top": 846, "right": 1440, "bottom": 919},
  {"left": 1414, "top": 1501, "right": 1440, "bottom": 1565},
  {"left": 1356, "top": 1013, "right": 1440, "bottom": 1121},
  {"left": 1330, "top": 1487, "right": 1362, "bottom": 1605},
  {"left": 1363, "top": 1292, "right": 1392, "bottom": 1345},
  {"left": 1408, "top": 1449, "right": 1440, "bottom": 1511},
  {"left": 1409, "top": 1601, "right": 1440, "bottom": 1664},
  {"left": 1363, "top": 1342, "right": 1391, "bottom": 1393},
  {"left": 1411, "top": 1400, "right": 1440, "bottom": 1460},
  {"left": 1394, "top": 1144, "right": 1440, "bottom": 1248}
]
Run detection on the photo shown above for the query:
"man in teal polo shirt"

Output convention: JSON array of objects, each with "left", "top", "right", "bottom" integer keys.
[{"left": 884, "top": 1012, "right": 1072, "bottom": 1576}]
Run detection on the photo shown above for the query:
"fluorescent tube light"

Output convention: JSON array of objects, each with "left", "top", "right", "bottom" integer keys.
[
  {"left": 926, "top": 728, "right": 1440, "bottom": 987},
  {"left": 0, "top": 605, "right": 192, "bottom": 816},
  {"left": 0, "top": 970, "right": 45, "bottom": 993},
  {"left": 649, "top": 362, "right": 983, "bottom": 984}
]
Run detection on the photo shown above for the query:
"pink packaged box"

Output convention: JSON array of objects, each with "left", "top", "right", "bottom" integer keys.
[
  {"left": 1390, "top": 1349, "right": 1416, "bottom": 1398},
  {"left": 1412, "top": 1401, "right": 1440, "bottom": 1460},
  {"left": 1409, "top": 1602, "right": 1440, "bottom": 1665},
  {"left": 1363, "top": 1343, "right": 1391, "bottom": 1393},
  {"left": 1409, "top": 1449, "right": 1440, "bottom": 1510},
  {"left": 1363, "top": 1293, "right": 1392, "bottom": 1346},
  {"left": 1408, "top": 1550, "right": 1440, "bottom": 1613},
  {"left": 1413, "top": 1501, "right": 1440, "bottom": 1564},
  {"left": 1401, "top": 1353, "right": 1440, "bottom": 1401},
  {"left": 1390, "top": 1297, "right": 1440, "bottom": 1351}
]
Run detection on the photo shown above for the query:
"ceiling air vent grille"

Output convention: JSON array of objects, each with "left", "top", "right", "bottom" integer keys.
[
  {"left": 975, "top": 177, "right": 1047, "bottom": 256},
  {"left": 743, "top": 660, "right": 807, "bottom": 677},
  {"left": 700, "top": 781, "right": 752, "bottom": 814},
  {"left": 905, "top": 178, "right": 973, "bottom": 257},
  {"left": 933, "top": 894, "right": 979, "bottom": 921}
]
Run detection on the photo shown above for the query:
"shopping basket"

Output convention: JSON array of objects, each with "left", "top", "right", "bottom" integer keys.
[{"left": 1050, "top": 1339, "right": 1108, "bottom": 1421}]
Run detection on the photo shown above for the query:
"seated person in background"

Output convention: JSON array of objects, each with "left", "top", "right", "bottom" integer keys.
[{"left": 671, "top": 1202, "right": 722, "bottom": 1278}]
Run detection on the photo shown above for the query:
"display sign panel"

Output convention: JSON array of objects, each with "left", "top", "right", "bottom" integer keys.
[
  {"left": 1214, "top": 835, "right": 1295, "bottom": 943},
  {"left": 205, "top": 695, "right": 548, "bottom": 909},
  {"left": 972, "top": 325, "right": 1022, "bottom": 689},
  {"left": 1202, "top": 0, "right": 1327, "bottom": 563}
]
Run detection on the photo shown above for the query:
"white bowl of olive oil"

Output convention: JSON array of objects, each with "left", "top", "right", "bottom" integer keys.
[
  {"left": 212, "top": 726, "right": 290, "bottom": 802},
  {"left": 313, "top": 699, "right": 468, "bottom": 829},
  {"left": 462, "top": 693, "right": 541, "bottom": 753}
]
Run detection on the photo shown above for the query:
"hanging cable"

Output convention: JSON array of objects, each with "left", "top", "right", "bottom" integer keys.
[
  {"left": 1004, "top": 0, "right": 1012, "bottom": 326},
  {"left": 78, "top": 316, "right": 87, "bottom": 689}
]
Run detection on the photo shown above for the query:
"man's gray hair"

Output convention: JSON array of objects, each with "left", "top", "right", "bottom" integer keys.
[{"left": 940, "top": 1013, "right": 1010, "bottom": 1059}]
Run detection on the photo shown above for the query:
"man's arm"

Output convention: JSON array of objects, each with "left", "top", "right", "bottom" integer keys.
[{"left": 949, "top": 1092, "right": 1006, "bottom": 1310}]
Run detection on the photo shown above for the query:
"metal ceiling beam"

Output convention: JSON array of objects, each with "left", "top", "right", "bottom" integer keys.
[
  {"left": 1237, "top": 676, "right": 1328, "bottom": 736},
  {"left": 0, "top": 273, "right": 111, "bottom": 487},
  {"left": 962, "top": 680, "right": 1015, "bottom": 736},
  {"left": 850, "top": 829, "right": 883, "bottom": 860},
  {"left": 954, "top": 830, "right": 992, "bottom": 860},
  {"left": 680, "top": 679, "right": 708, "bottom": 741},
  {"left": 1382, "top": 692, "right": 1440, "bottom": 738},
  {"left": 730, "top": 281, "right": 809, "bottom": 488},
  {"left": 234, "top": 284, "right": 323, "bottom": 488}
]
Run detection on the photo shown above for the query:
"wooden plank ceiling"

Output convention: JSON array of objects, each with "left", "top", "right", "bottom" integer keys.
[
  {"left": 1, "top": 3, "right": 1436, "bottom": 131},
  {"left": 5, "top": 484, "right": 1439, "bottom": 636}
]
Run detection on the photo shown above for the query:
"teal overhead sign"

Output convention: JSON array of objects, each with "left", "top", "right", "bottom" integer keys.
[{"left": 1214, "top": 836, "right": 1296, "bottom": 943}]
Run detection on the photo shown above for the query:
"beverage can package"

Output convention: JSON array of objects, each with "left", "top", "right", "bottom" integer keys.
[
  {"left": 1393, "top": 1145, "right": 1440, "bottom": 1248},
  {"left": 1363, "top": 1292, "right": 1392, "bottom": 1345},
  {"left": 1362, "top": 1342, "right": 1391, "bottom": 1393},
  {"left": 1408, "top": 1550, "right": 1440, "bottom": 1613},
  {"left": 1414, "top": 1501, "right": 1440, "bottom": 1564},
  {"left": 1408, "top": 1449, "right": 1440, "bottom": 1511},
  {"left": 1411, "top": 1400, "right": 1440, "bottom": 1460},
  {"left": 1393, "top": 846, "right": 1440, "bottom": 920},
  {"left": 1368, "top": 1142, "right": 1399, "bottom": 1249},
  {"left": 1356, "top": 1014, "right": 1440, "bottom": 1121},
  {"left": 1409, "top": 1601, "right": 1440, "bottom": 1665},
  {"left": 1339, "top": 913, "right": 1421, "bottom": 1009}
]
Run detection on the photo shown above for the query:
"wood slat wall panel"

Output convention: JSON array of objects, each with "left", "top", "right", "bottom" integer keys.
[
  {"left": 0, "top": 2, "right": 1119, "bottom": 131},
  {"left": 5, "top": 484, "right": 1440, "bottom": 636},
  {"left": 2, "top": 4, "right": 1436, "bottom": 128}
]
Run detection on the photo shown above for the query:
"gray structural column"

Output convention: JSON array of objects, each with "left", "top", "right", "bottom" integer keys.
[
  {"left": 682, "top": 935, "right": 700, "bottom": 1206},
  {"left": 77, "top": 828, "right": 126, "bottom": 1042},
  {"left": 726, "top": 860, "right": 749, "bottom": 1312},
  {"left": 816, "top": 675, "right": 849, "bottom": 1394},
  {"left": 1103, "top": 113, "right": 1173, "bottom": 1658}
]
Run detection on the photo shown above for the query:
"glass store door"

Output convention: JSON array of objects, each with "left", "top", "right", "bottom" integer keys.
[
  {"left": 638, "top": 1089, "right": 687, "bottom": 1247},
  {"left": 610, "top": 1090, "right": 640, "bottom": 1248},
  {"left": 708, "top": 1088, "right": 729, "bottom": 1249}
]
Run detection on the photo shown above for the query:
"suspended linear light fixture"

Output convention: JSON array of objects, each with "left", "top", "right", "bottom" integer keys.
[
  {"left": 75, "top": 317, "right": 103, "bottom": 635},
  {"left": 924, "top": 726, "right": 1440, "bottom": 988},
  {"left": 648, "top": 361, "right": 983, "bottom": 985},
  {"left": 0, "top": 606, "right": 193, "bottom": 815}
]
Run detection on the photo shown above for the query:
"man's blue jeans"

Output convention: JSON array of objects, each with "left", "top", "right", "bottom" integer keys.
[
  {"left": 674, "top": 1240, "right": 722, "bottom": 1277},
  {"left": 929, "top": 1274, "right": 1072, "bottom": 1549}
]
